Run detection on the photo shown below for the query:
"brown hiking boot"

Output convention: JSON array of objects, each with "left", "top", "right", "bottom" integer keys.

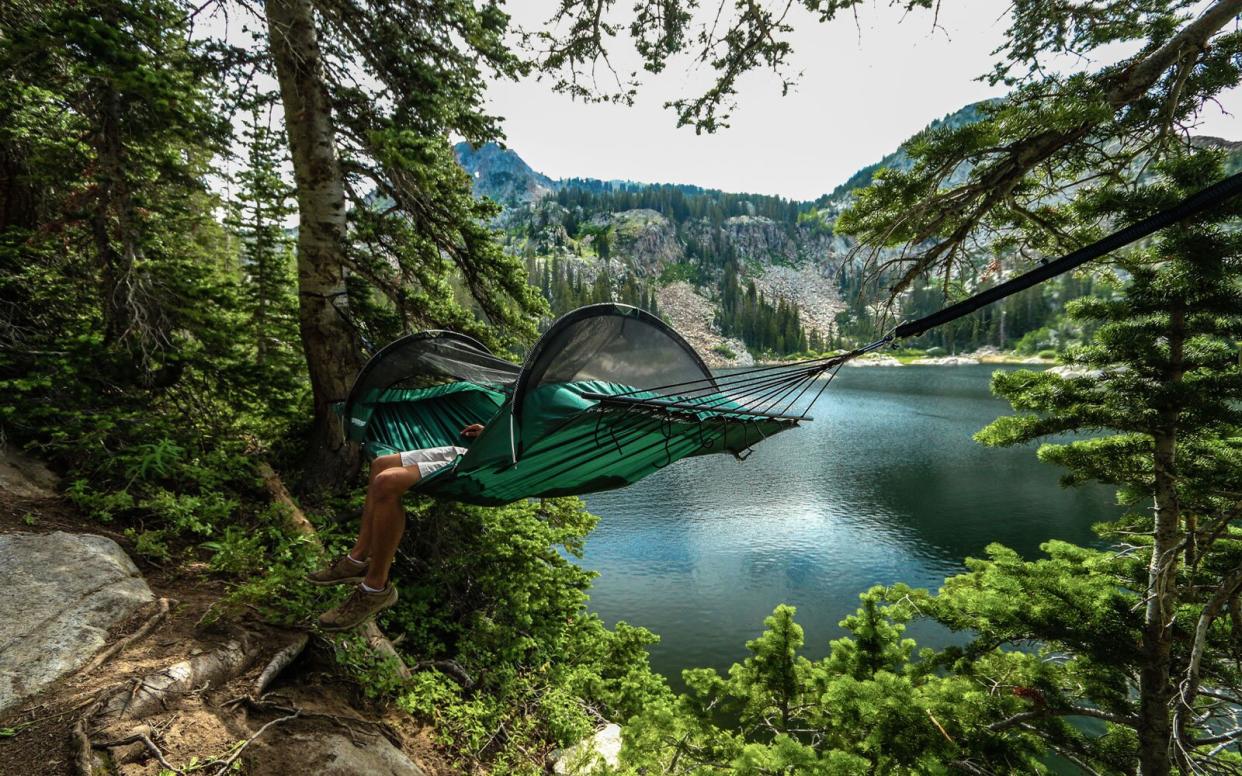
[
  {"left": 305, "top": 554, "right": 369, "bottom": 587},
  {"left": 318, "top": 584, "right": 398, "bottom": 631}
]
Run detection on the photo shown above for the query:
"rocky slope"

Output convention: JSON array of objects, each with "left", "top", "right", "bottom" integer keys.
[{"left": 455, "top": 101, "right": 1239, "bottom": 360}]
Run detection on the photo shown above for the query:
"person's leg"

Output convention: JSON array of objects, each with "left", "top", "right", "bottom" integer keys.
[
  {"left": 349, "top": 453, "right": 403, "bottom": 562},
  {"left": 305, "top": 453, "right": 403, "bottom": 586},
  {"left": 359, "top": 464, "right": 421, "bottom": 590}
]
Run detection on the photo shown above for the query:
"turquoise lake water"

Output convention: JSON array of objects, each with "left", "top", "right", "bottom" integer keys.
[{"left": 581, "top": 364, "right": 1118, "bottom": 685}]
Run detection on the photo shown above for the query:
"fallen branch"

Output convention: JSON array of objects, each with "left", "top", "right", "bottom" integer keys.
[
  {"left": 256, "top": 461, "right": 318, "bottom": 537},
  {"left": 80, "top": 597, "right": 174, "bottom": 676},
  {"left": 412, "top": 658, "right": 475, "bottom": 689},
  {"left": 253, "top": 632, "right": 310, "bottom": 697}
]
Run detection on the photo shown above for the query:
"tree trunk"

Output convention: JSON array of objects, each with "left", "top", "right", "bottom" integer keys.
[
  {"left": 93, "top": 80, "right": 137, "bottom": 347},
  {"left": 1137, "top": 308, "right": 1185, "bottom": 776},
  {"left": 265, "top": 0, "right": 362, "bottom": 493}
]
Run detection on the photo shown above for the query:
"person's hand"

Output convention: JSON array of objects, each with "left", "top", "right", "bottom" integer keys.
[{"left": 461, "top": 423, "right": 485, "bottom": 439}]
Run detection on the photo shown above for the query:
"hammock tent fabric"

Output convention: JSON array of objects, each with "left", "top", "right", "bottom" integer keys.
[
  {"left": 340, "top": 305, "right": 812, "bottom": 505},
  {"left": 339, "top": 169, "right": 1242, "bottom": 506}
]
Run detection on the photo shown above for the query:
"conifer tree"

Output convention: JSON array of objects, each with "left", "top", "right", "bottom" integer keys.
[
  {"left": 229, "top": 101, "right": 298, "bottom": 370},
  {"left": 958, "top": 152, "right": 1242, "bottom": 774},
  {"left": 256, "top": 0, "right": 546, "bottom": 489}
]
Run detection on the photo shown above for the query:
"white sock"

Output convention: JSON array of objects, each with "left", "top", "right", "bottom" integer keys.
[
  {"left": 360, "top": 581, "right": 385, "bottom": 593},
  {"left": 346, "top": 553, "right": 366, "bottom": 566}
]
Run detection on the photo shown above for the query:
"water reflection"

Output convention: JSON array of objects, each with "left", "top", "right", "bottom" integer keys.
[{"left": 582, "top": 365, "right": 1118, "bottom": 685}]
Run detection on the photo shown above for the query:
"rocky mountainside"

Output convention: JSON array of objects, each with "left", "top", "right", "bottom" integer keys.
[
  {"left": 453, "top": 105, "right": 1000, "bottom": 364},
  {"left": 454, "top": 141, "right": 555, "bottom": 206},
  {"left": 454, "top": 145, "right": 860, "bottom": 362},
  {"left": 454, "top": 103, "right": 1238, "bottom": 365}
]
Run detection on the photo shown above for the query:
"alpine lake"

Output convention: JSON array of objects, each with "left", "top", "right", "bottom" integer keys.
[{"left": 580, "top": 363, "right": 1120, "bottom": 688}]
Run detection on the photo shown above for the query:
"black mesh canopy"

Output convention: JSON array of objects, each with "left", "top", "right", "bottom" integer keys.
[
  {"left": 342, "top": 331, "right": 519, "bottom": 428},
  {"left": 512, "top": 304, "right": 715, "bottom": 423}
]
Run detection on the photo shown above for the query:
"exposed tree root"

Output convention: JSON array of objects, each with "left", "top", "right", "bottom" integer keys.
[
  {"left": 71, "top": 716, "right": 96, "bottom": 776},
  {"left": 80, "top": 597, "right": 174, "bottom": 677},
  {"left": 210, "top": 708, "right": 300, "bottom": 776},
  {"left": 62, "top": 461, "right": 419, "bottom": 774},
  {"left": 253, "top": 632, "right": 310, "bottom": 697},
  {"left": 413, "top": 658, "right": 476, "bottom": 689},
  {"left": 97, "top": 634, "right": 261, "bottom": 724},
  {"left": 94, "top": 729, "right": 181, "bottom": 774},
  {"left": 226, "top": 695, "right": 401, "bottom": 749}
]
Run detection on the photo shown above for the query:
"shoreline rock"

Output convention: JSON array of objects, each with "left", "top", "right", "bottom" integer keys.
[{"left": 910, "top": 355, "right": 980, "bottom": 366}]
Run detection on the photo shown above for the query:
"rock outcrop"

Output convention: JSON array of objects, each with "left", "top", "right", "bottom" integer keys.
[
  {"left": 595, "top": 209, "right": 682, "bottom": 276},
  {"left": 551, "top": 723, "right": 622, "bottom": 775},
  {"left": 250, "top": 731, "right": 426, "bottom": 776},
  {"left": 0, "top": 531, "right": 154, "bottom": 713},
  {"left": 910, "top": 355, "right": 980, "bottom": 366},
  {"left": 845, "top": 354, "right": 903, "bottom": 367},
  {"left": 0, "top": 447, "right": 58, "bottom": 499}
]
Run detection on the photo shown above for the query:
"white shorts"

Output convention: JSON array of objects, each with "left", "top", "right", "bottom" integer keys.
[{"left": 399, "top": 446, "right": 467, "bottom": 478}]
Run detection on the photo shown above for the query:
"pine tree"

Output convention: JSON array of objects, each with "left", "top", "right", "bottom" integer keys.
[
  {"left": 230, "top": 102, "right": 298, "bottom": 370},
  {"left": 258, "top": 0, "right": 547, "bottom": 490},
  {"left": 959, "top": 152, "right": 1242, "bottom": 774}
]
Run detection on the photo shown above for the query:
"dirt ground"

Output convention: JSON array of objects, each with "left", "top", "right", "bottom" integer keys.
[{"left": 0, "top": 488, "right": 450, "bottom": 775}]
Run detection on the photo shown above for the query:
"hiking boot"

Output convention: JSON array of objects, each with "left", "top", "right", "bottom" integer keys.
[
  {"left": 318, "top": 584, "right": 398, "bottom": 632},
  {"left": 305, "top": 555, "right": 369, "bottom": 587}
]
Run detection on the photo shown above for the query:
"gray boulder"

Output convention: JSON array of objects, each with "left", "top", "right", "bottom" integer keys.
[
  {"left": 249, "top": 731, "right": 425, "bottom": 775},
  {"left": 551, "top": 723, "right": 623, "bottom": 774},
  {"left": 0, "top": 531, "right": 154, "bottom": 713},
  {"left": 0, "top": 447, "right": 58, "bottom": 499}
]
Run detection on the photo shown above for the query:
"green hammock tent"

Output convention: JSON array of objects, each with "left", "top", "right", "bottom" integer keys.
[{"left": 341, "top": 304, "right": 813, "bottom": 505}]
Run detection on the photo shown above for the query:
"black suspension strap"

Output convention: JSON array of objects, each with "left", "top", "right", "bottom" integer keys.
[{"left": 893, "top": 170, "right": 1242, "bottom": 339}]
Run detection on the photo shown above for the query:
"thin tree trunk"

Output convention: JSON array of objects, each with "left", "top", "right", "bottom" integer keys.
[
  {"left": 94, "top": 81, "right": 136, "bottom": 347},
  {"left": 265, "top": 0, "right": 362, "bottom": 492},
  {"left": 1137, "top": 308, "right": 1185, "bottom": 776}
]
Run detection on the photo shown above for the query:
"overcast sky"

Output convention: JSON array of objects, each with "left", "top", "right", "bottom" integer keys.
[{"left": 485, "top": 1, "right": 1241, "bottom": 201}]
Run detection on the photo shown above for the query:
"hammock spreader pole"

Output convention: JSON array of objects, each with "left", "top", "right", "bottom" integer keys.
[{"left": 892, "top": 171, "right": 1242, "bottom": 340}]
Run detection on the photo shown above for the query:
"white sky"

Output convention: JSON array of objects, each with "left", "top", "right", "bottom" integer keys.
[{"left": 485, "top": 1, "right": 1242, "bottom": 201}]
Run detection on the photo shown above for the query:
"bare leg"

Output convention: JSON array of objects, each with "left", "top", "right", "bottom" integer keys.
[
  {"left": 349, "top": 454, "right": 403, "bottom": 561},
  {"left": 360, "top": 465, "right": 420, "bottom": 589}
]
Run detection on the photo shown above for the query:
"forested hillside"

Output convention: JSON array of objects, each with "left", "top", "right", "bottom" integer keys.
[{"left": 455, "top": 101, "right": 1133, "bottom": 363}]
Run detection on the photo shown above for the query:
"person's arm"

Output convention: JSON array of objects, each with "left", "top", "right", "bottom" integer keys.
[{"left": 460, "top": 423, "right": 485, "bottom": 439}]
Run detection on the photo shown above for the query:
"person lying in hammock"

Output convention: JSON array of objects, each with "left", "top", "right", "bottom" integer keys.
[{"left": 305, "top": 421, "right": 486, "bottom": 631}]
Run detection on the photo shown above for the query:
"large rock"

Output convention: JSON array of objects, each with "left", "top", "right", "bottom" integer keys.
[
  {"left": 0, "top": 531, "right": 154, "bottom": 713},
  {"left": 249, "top": 731, "right": 425, "bottom": 776},
  {"left": 551, "top": 724, "right": 623, "bottom": 775},
  {"left": 0, "top": 447, "right": 58, "bottom": 499}
]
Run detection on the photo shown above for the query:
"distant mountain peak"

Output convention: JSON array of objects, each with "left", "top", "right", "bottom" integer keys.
[{"left": 453, "top": 141, "right": 555, "bottom": 205}]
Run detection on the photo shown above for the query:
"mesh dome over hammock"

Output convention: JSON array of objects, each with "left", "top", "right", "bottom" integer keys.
[{"left": 340, "top": 304, "right": 808, "bottom": 505}]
